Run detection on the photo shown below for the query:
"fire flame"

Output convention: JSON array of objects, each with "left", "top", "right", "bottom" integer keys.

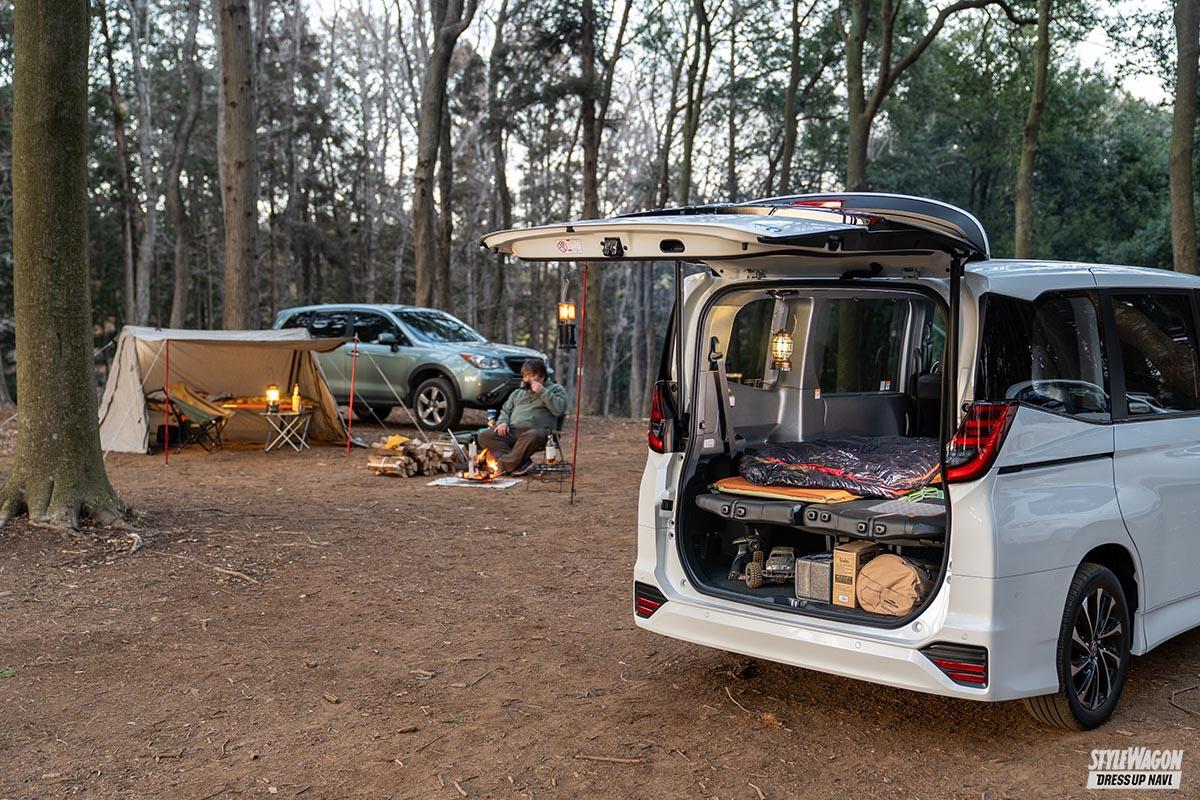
[{"left": 459, "top": 447, "right": 502, "bottom": 482}]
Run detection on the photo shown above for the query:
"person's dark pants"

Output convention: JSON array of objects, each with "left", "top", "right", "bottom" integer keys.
[{"left": 477, "top": 426, "right": 547, "bottom": 472}]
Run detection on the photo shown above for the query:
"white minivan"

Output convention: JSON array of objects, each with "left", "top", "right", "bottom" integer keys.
[{"left": 483, "top": 193, "right": 1200, "bottom": 729}]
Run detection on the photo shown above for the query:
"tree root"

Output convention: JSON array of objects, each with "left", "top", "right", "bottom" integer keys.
[{"left": 0, "top": 476, "right": 128, "bottom": 531}]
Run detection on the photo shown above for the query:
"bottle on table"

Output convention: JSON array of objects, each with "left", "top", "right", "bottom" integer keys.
[
  {"left": 291, "top": 384, "right": 301, "bottom": 412},
  {"left": 545, "top": 432, "right": 558, "bottom": 465}
]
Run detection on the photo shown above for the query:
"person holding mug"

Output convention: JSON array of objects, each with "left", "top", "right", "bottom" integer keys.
[{"left": 477, "top": 358, "right": 568, "bottom": 475}]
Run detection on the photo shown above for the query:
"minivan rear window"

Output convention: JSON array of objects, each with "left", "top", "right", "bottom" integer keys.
[
  {"left": 817, "top": 299, "right": 906, "bottom": 394},
  {"left": 976, "top": 291, "right": 1110, "bottom": 420},
  {"left": 726, "top": 298, "right": 775, "bottom": 387}
]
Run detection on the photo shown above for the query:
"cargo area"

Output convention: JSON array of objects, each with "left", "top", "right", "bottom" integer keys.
[{"left": 675, "top": 283, "right": 950, "bottom": 626}]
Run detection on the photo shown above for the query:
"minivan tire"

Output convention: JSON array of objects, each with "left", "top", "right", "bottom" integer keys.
[
  {"left": 414, "top": 376, "right": 462, "bottom": 431},
  {"left": 353, "top": 404, "right": 394, "bottom": 423},
  {"left": 1023, "top": 563, "right": 1131, "bottom": 730}
]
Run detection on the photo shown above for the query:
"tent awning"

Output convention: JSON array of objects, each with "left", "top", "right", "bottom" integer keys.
[{"left": 120, "top": 325, "right": 350, "bottom": 351}]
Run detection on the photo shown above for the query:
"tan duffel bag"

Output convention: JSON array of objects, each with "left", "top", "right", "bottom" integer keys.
[{"left": 856, "top": 554, "right": 934, "bottom": 616}]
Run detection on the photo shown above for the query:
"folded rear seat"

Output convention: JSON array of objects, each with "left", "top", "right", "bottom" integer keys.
[
  {"left": 695, "top": 492, "right": 807, "bottom": 526},
  {"left": 694, "top": 493, "right": 944, "bottom": 541},
  {"left": 798, "top": 497, "right": 945, "bottom": 541}
]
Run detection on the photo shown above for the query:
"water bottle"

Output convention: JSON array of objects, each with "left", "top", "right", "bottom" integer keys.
[{"left": 545, "top": 432, "right": 558, "bottom": 465}]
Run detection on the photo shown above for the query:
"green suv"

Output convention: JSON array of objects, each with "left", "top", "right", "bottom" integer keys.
[{"left": 273, "top": 304, "right": 551, "bottom": 430}]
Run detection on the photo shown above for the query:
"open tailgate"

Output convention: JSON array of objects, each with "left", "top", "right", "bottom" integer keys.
[{"left": 481, "top": 193, "right": 988, "bottom": 277}]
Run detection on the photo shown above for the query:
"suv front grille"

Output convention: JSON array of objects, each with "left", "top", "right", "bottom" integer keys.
[{"left": 504, "top": 356, "right": 527, "bottom": 374}]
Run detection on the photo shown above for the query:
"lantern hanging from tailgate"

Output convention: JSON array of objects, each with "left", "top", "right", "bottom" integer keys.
[
  {"left": 770, "top": 329, "right": 793, "bottom": 371},
  {"left": 557, "top": 302, "right": 577, "bottom": 350}
]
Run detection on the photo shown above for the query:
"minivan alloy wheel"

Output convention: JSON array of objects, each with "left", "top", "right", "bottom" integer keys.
[
  {"left": 1023, "top": 562, "right": 1130, "bottom": 730},
  {"left": 1071, "top": 587, "right": 1123, "bottom": 711}
]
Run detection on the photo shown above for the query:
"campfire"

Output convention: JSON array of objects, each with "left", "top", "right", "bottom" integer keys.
[{"left": 459, "top": 447, "right": 502, "bottom": 482}]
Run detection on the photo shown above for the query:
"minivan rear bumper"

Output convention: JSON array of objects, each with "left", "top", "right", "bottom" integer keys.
[{"left": 632, "top": 567, "right": 1069, "bottom": 702}]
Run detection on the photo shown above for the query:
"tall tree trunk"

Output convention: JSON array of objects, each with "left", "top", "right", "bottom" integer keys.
[
  {"left": 842, "top": 0, "right": 870, "bottom": 191},
  {"left": 839, "top": 0, "right": 1011, "bottom": 191},
  {"left": 1, "top": 0, "right": 123, "bottom": 528},
  {"left": 412, "top": 0, "right": 479, "bottom": 308},
  {"left": 579, "top": 0, "right": 604, "bottom": 414},
  {"left": 1013, "top": 0, "right": 1051, "bottom": 259},
  {"left": 99, "top": 3, "right": 138, "bottom": 326},
  {"left": 126, "top": 0, "right": 158, "bottom": 325},
  {"left": 725, "top": 4, "right": 738, "bottom": 200},
  {"left": 628, "top": 263, "right": 644, "bottom": 415},
  {"left": 486, "top": 0, "right": 513, "bottom": 339},
  {"left": 576, "top": 0, "right": 632, "bottom": 414},
  {"left": 217, "top": 0, "right": 260, "bottom": 328},
  {"left": 279, "top": 0, "right": 303, "bottom": 306},
  {"left": 168, "top": 0, "right": 203, "bottom": 327},
  {"left": 642, "top": 261, "right": 656, "bottom": 415},
  {"left": 435, "top": 100, "right": 453, "bottom": 309},
  {"left": 677, "top": 0, "right": 712, "bottom": 205},
  {"left": 778, "top": 0, "right": 804, "bottom": 194},
  {"left": 1170, "top": 0, "right": 1199, "bottom": 275}
]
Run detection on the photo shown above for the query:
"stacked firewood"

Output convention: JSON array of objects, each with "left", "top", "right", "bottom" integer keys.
[{"left": 366, "top": 436, "right": 459, "bottom": 477}]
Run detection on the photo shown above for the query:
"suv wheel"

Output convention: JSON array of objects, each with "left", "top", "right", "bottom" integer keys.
[
  {"left": 414, "top": 376, "right": 462, "bottom": 431},
  {"left": 1023, "top": 563, "right": 1130, "bottom": 730},
  {"left": 352, "top": 404, "right": 393, "bottom": 423}
]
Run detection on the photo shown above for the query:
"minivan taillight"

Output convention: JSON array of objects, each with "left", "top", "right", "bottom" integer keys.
[
  {"left": 634, "top": 582, "right": 667, "bottom": 618},
  {"left": 648, "top": 383, "right": 669, "bottom": 453},
  {"left": 921, "top": 643, "right": 988, "bottom": 687},
  {"left": 944, "top": 401, "right": 1017, "bottom": 483}
]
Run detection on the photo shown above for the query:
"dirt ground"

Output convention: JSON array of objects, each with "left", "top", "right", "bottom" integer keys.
[{"left": 2, "top": 413, "right": 1199, "bottom": 800}]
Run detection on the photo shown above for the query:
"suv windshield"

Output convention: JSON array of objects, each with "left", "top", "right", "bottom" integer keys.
[{"left": 398, "top": 310, "right": 485, "bottom": 344}]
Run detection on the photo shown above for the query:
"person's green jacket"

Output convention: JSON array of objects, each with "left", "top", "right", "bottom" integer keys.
[{"left": 498, "top": 381, "right": 568, "bottom": 429}]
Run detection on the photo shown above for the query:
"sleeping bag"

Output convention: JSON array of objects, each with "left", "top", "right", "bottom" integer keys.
[{"left": 739, "top": 437, "right": 940, "bottom": 499}]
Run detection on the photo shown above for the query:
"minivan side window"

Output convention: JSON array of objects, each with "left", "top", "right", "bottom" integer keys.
[
  {"left": 1112, "top": 293, "right": 1200, "bottom": 416},
  {"left": 976, "top": 291, "right": 1110, "bottom": 421},
  {"left": 817, "top": 298, "right": 906, "bottom": 394},
  {"left": 725, "top": 298, "right": 775, "bottom": 387}
]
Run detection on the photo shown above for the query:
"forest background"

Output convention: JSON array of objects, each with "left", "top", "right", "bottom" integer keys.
[{"left": 0, "top": 0, "right": 1192, "bottom": 417}]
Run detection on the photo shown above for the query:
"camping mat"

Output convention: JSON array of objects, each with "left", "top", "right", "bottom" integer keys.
[
  {"left": 427, "top": 476, "right": 521, "bottom": 490},
  {"left": 712, "top": 476, "right": 858, "bottom": 504},
  {"left": 739, "top": 437, "right": 940, "bottom": 499}
]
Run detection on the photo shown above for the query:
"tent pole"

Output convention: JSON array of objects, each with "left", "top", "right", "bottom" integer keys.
[
  {"left": 164, "top": 339, "right": 170, "bottom": 466},
  {"left": 569, "top": 262, "right": 588, "bottom": 504},
  {"left": 345, "top": 336, "right": 359, "bottom": 454}
]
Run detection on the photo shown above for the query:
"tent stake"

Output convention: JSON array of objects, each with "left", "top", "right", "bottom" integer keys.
[
  {"left": 345, "top": 335, "right": 359, "bottom": 455},
  {"left": 569, "top": 262, "right": 588, "bottom": 504}
]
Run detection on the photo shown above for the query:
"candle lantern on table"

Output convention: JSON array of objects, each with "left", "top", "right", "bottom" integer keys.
[{"left": 265, "top": 384, "right": 281, "bottom": 413}]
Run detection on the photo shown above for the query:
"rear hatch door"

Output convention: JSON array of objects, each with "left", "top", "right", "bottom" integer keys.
[{"left": 481, "top": 193, "right": 988, "bottom": 277}]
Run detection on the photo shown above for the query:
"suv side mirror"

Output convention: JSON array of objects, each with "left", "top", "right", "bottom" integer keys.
[{"left": 377, "top": 331, "right": 400, "bottom": 351}]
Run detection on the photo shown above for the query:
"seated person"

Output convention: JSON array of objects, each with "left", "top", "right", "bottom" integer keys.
[{"left": 478, "top": 358, "right": 568, "bottom": 475}]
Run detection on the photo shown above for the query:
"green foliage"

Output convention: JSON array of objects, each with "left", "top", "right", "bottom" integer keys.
[{"left": 871, "top": 12, "right": 1173, "bottom": 266}]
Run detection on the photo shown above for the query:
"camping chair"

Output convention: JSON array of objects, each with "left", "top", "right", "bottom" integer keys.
[{"left": 167, "top": 382, "right": 234, "bottom": 452}]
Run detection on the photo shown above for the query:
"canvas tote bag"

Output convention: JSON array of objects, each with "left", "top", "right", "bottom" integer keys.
[{"left": 856, "top": 554, "right": 934, "bottom": 616}]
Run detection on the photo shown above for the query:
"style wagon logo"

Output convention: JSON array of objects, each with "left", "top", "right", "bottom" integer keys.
[{"left": 1087, "top": 748, "right": 1184, "bottom": 790}]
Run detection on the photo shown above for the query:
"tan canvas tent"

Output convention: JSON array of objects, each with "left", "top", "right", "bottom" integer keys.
[{"left": 99, "top": 326, "right": 348, "bottom": 453}]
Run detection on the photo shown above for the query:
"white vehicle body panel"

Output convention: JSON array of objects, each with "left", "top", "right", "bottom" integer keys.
[{"left": 487, "top": 197, "right": 1200, "bottom": 710}]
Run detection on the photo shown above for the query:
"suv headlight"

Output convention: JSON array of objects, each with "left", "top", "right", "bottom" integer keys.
[{"left": 460, "top": 353, "right": 503, "bottom": 370}]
